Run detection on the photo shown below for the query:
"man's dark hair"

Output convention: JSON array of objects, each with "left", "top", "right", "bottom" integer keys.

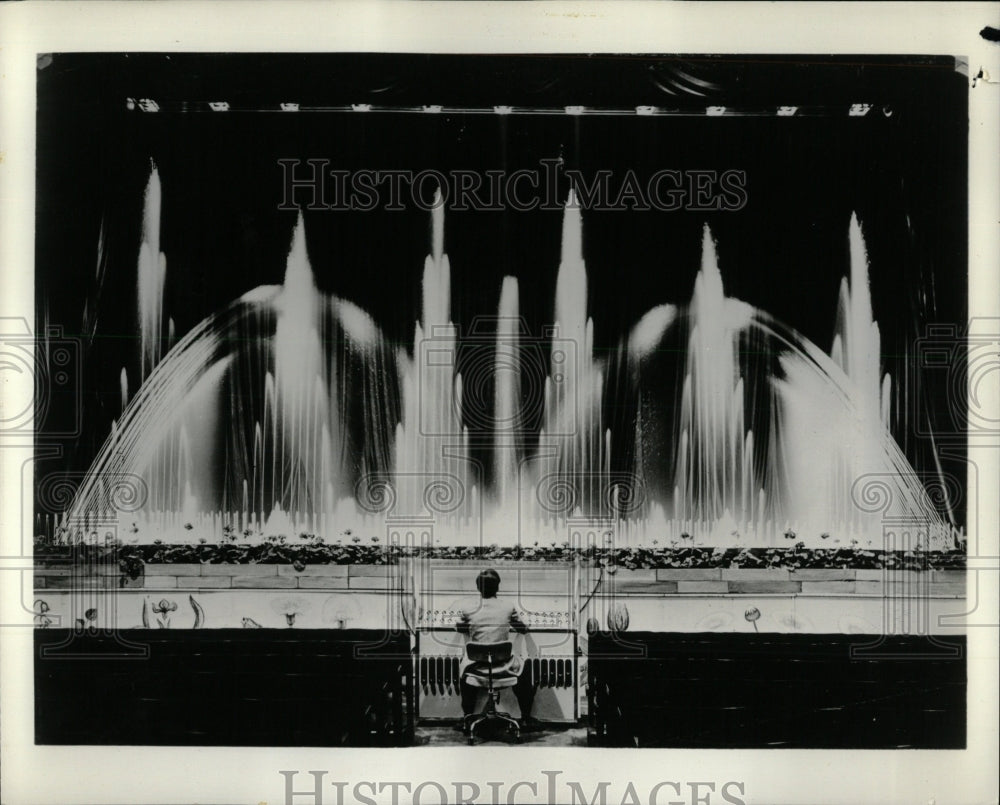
[{"left": 476, "top": 568, "right": 501, "bottom": 599}]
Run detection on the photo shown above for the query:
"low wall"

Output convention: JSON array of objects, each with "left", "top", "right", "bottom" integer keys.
[
  {"left": 35, "top": 629, "right": 413, "bottom": 746},
  {"left": 32, "top": 563, "right": 967, "bottom": 635},
  {"left": 33, "top": 562, "right": 968, "bottom": 594},
  {"left": 589, "top": 632, "right": 966, "bottom": 748}
]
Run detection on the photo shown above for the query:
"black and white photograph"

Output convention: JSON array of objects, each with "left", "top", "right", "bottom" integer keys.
[{"left": 1, "top": 4, "right": 998, "bottom": 805}]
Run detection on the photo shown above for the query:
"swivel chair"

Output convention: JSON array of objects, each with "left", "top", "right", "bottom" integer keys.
[{"left": 462, "top": 641, "right": 520, "bottom": 744}]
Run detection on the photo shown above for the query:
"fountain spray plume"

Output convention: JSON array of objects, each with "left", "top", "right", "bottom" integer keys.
[
  {"left": 493, "top": 275, "right": 523, "bottom": 509},
  {"left": 671, "top": 225, "right": 760, "bottom": 531},
  {"left": 394, "top": 187, "right": 475, "bottom": 531},
  {"left": 541, "top": 188, "right": 610, "bottom": 514},
  {"left": 138, "top": 162, "right": 167, "bottom": 381},
  {"left": 63, "top": 170, "right": 955, "bottom": 551},
  {"left": 774, "top": 212, "right": 951, "bottom": 543}
]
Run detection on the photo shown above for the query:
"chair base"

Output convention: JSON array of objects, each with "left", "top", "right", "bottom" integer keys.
[
  {"left": 467, "top": 712, "right": 520, "bottom": 745},
  {"left": 465, "top": 690, "right": 520, "bottom": 745}
]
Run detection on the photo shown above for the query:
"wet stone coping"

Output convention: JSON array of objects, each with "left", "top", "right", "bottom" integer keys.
[{"left": 34, "top": 561, "right": 966, "bottom": 596}]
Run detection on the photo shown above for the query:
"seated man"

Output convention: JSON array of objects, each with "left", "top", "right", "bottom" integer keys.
[{"left": 455, "top": 568, "right": 538, "bottom": 731}]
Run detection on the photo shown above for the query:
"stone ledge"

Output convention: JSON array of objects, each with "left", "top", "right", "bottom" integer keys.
[
  {"left": 232, "top": 576, "right": 295, "bottom": 588},
  {"left": 931, "top": 570, "right": 966, "bottom": 582},
  {"left": 147, "top": 564, "right": 203, "bottom": 576},
  {"left": 295, "top": 576, "right": 349, "bottom": 589},
  {"left": 203, "top": 564, "right": 277, "bottom": 577},
  {"left": 615, "top": 579, "right": 678, "bottom": 593},
  {"left": 90, "top": 565, "right": 124, "bottom": 576},
  {"left": 35, "top": 576, "right": 117, "bottom": 589},
  {"left": 655, "top": 569, "right": 722, "bottom": 581},
  {"left": 791, "top": 568, "right": 857, "bottom": 581},
  {"left": 348, "top": 565, "right": 394, "bottom": 577},
  {"left": 428, "top": 566, "right": 573, "bottom": 593},
  {"left": 801, "top": 581, "right": 856, "bottom": 594},
  {"left": 142, "top": 575, "right": 179, "bottom": 589},
  {"left": 676, "top": 581, "right": 730, "bottom": 594},
  {"left": 608, "top": 569, "right": 658, "bottom": 582},
  {"left": 277, "top": 564, "right": 348, "bottom": 577},
  {"left": 925, "top": 582, "right": 966, "bottom": 596},
  {"left": 727, "top": 581, "right": 802, "bottom": 594},
  {"left": 32, "top": 564, "right": 966, "bottom": 597},
  {"left": 721, "top": 568, "right": 791, "bottom": 580},
  {"left": 348, "top": 576, "right": 393, "bottom": 589},
  {"left": 176, "top": 577, "right": 230, "bottom": 589}
]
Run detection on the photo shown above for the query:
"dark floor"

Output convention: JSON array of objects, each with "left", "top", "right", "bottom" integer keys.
[
  {"left": 589, "top": 632, "right": 967, "bottom": 748},
  {"left": 35, "top": 629, "right": 414, "bottom": 746},
  {"left": 416, "top": 720, "right": 587, "bottom": 747},
  {"left": 35, "top": 630, "right": 965, "bottom": 749}
]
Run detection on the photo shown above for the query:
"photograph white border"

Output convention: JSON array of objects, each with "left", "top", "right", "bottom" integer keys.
[{"left": 1, "top": 3, "right": 997, "bottom": 804}]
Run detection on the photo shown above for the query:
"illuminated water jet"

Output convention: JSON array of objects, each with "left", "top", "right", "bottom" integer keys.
[{"left": 60, "top": 166, "right": 956, "bottom": 550}]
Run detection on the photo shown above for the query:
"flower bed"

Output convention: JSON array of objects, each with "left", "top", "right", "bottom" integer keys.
[{"left": 34, "top": 537, "right": 967, "bottom": 589}]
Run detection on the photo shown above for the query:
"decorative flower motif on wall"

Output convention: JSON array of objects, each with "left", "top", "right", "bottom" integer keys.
[
  {"left": 270, "top": 595, "right": 311, "bottom": 628},
  {"left": 75, "top": 607, "right": 99, "bottom": 633},
  {"left": 189, "top": 595, "right": 205, "bottom": 628},
  {"left": 33, "top": 600, "right": 53, "bottom": 628},
  {"left": 144, "top": 598, "right": 178, "bottom": 628}
]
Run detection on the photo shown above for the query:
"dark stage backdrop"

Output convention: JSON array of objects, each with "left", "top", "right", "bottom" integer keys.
[{"left": 34, "top": 54, "right": 968, "bottom": 525}]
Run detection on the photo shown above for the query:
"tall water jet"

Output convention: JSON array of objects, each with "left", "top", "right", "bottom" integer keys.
[
  {"left": 138, "top": 163, "right": 167, "bottom": 381},
  {"left": 120, "top": 368, "right": 129, "bottom": 412},
  {"left": 270, "top": 214, "right": 338, "bottom": 528},
  {"left": 773, "top": 213, "right": 948, "bottom": 544},
  {"left": 673, "top": 225, "right": 757, "bottom": 529},
  {"left": 63, "top": 167, "right": 954, "bottom": 550},
  {"left": 780, "top": 213, "right": 888, "bottom": 533},
  {"left": 537, "top": 190, "right": 610, "bottom": 516},
  {"left": 625, "top": 303, "right": 678, "bottom": 529},
  {"left": 394, "top": 189, "right": 474, "bottom": 532},
  {"left": 67, "top": 201, "right": 400, "bottom": 542},
  {"left": 548, "top": 189, "right": 588, "bottom": 471},
  {"left": 493, "top": 276, "right": 522, "bottom": 508},
  {"left": 833, "top": 213, "right": 886, "bottom": 425}
]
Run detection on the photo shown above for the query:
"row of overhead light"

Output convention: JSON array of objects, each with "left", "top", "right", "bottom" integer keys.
[{"left": 127, "top": 98, "right": 887, "bottom": 117}]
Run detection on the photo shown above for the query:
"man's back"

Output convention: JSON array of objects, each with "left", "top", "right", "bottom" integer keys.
[
  {"left": 455, "top": 570, "right": 537, "bottom": 726},
  {"left": 460, "top": 596, "right": 525, "bottom": 644}
]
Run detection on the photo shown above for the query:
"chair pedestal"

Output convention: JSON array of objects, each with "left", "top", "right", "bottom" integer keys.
[
  {"left": 461, "top": 640, "right": 520, "bottom": 745},
  {"left": 465, "top": 685, "right": 520, "bottom": 745}
]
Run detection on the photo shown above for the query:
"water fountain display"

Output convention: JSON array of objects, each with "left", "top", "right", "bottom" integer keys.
[{"left": 55, "top": 164, "right": 957, "bottom": 550}]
